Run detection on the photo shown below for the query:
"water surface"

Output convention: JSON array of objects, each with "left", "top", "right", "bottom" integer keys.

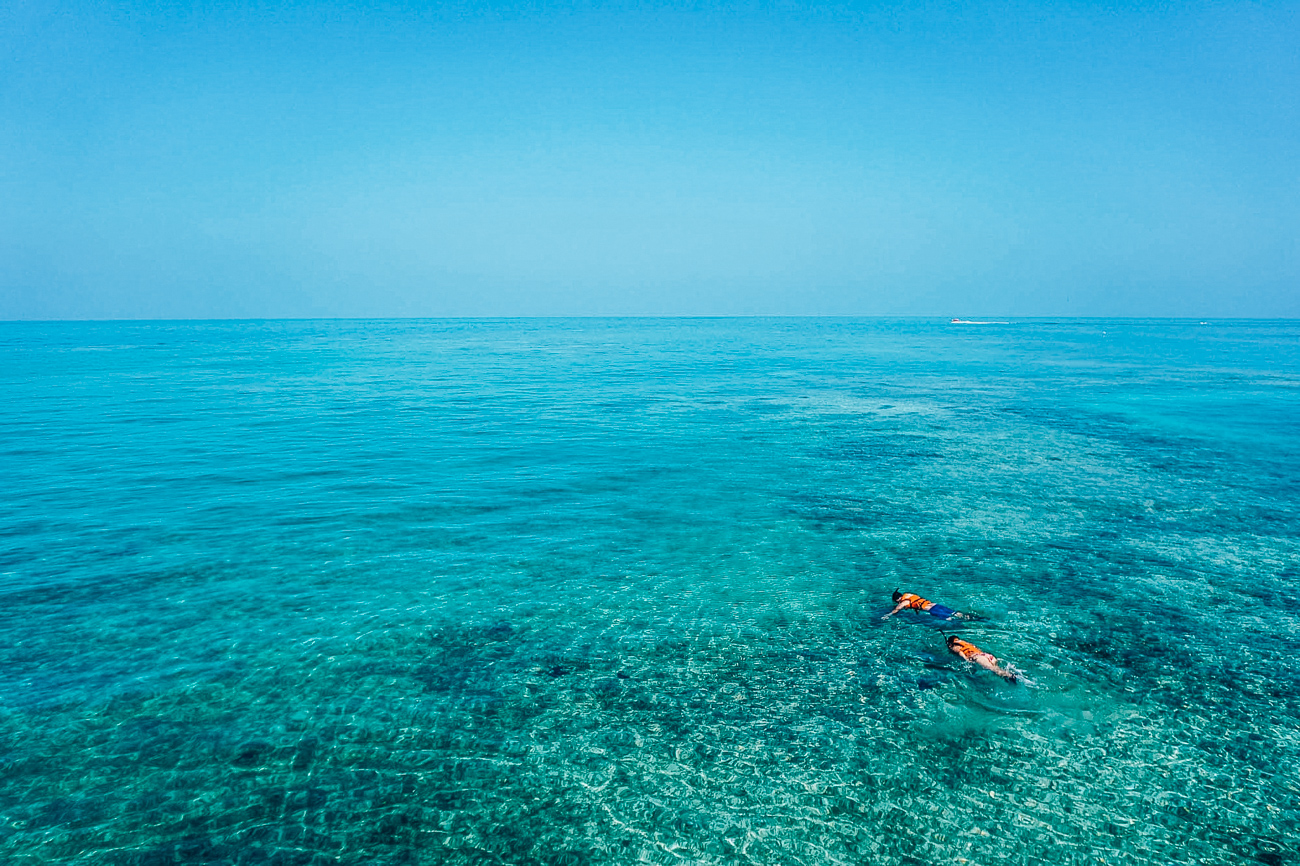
[{"left": 1, "top": 318, "right": 1297, "bottom": 865}]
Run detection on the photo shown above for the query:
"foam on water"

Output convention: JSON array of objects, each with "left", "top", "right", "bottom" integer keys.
[{"left": 0, "top": 318, "right": 1297, "bottom": 865}]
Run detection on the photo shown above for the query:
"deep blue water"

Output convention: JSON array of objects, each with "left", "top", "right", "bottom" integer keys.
[{"left": 1, "top": 318, "right": 1297, "bottom": 865}]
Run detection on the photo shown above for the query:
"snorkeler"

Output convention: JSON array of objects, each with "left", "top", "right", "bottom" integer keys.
[
  {"left": 946, "top": 635, "right": 1018, "bottom": 684},
  {"left": 881, "top": 589, "right": 972, "bottom": 621}
]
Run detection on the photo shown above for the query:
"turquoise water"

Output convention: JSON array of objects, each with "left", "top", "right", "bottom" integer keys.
[{"left": 1, "top": 318, "right": 1297, "bottom": 865}]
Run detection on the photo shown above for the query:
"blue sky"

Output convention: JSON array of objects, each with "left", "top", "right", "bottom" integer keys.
[{"left": 2, "top": 1, "right": 1297, "bottom": 318}]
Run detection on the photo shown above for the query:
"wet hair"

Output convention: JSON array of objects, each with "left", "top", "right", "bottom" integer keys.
[
  {"left": 945, "top": 635, "right": 959, "bottom": 647},
  {"left": 892, "top": 589, "right": 902, "bottom": 603}
]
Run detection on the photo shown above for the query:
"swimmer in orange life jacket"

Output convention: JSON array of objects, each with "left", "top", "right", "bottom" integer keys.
[
  {"left": 946, "top": 635, "right": 1018, "bottom": 684},
  {"left": 881, "top": 589, "right": 971, "bottom": 621}
]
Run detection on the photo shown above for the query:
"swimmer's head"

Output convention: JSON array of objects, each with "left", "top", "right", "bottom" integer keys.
[
  {"left": 892, "top": 589, "right": 902, "bottom": 603},
  {"left": 945, "top": 635, "right": 959, "bottom": 648}
]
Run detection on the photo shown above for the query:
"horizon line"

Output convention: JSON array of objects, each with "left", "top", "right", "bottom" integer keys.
[{"left": 2, "top": 315, "right": 1291, "bottom": 324}]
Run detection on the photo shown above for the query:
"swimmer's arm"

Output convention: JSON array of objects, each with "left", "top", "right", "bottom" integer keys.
[{"left": 881, "top": 601, "right": 909, "bottom": 619}]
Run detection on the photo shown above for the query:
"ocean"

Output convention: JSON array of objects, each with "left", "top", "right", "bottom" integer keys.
[{"left": 1, "top": 318, "right": 1297, "bottom": 865}]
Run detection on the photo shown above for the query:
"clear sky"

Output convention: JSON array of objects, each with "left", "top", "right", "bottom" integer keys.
[{"left": 2, "top": 1, "right": 1297, "bottom": 319}]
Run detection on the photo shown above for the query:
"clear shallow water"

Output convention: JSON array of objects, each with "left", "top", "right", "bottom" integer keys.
[{"left": 0, "top": 318, "right": 1297, "bottom": 865}]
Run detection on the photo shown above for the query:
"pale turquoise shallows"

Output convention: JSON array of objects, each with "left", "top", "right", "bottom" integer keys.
[{"left": 1, "top": 319, "right": 1297, "bottom": 865}]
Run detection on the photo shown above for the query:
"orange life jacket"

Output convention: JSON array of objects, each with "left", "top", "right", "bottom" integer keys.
[
  {"left": 948, "top": 638, "right": 991, "bottom": 663},
  {"left": 899, "top": 592, "right": 933, "bottom": 611}
]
